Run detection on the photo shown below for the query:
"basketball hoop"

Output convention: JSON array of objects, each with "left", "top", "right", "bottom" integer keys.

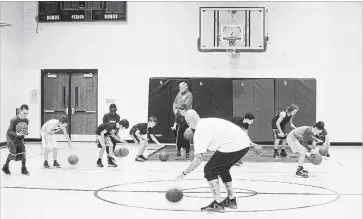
[
  {"left": 0, "top": 23, "right": 12, "bottom": 40},
  {"left": 0, "top": 23, "right": 11, "bottom": 27},
  {"left": 223, "top": 36, "right": 241, "bottom": 58},
  {"left": 221, "top": 24, "right": 242, "bottom": 58}
]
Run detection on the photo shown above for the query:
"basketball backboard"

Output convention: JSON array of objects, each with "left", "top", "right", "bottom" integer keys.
[{"left": 198, "top": 7, "right": 268, "bottom": 53}]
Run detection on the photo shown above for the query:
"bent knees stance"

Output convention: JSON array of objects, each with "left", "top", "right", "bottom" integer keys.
[{"left": 204, "top": 148, "right": 249, "bottom": 183}]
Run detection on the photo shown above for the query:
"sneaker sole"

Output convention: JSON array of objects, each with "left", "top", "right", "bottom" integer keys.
[
  {"left": 202, "top": 208, "right": 226, "bottom": 213},
  {"left": 295, "top": 174, "right": 308, "bottom": 178},
  {"left": 222, "top": 205, "right": 237, "bottom": 209},
  {"left": 135, "top": 159, "right": 145, "bottom": 162}
]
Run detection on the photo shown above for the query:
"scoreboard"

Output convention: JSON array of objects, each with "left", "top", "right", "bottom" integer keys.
[{"left": 38, "top": 1, "right": 127, "bottom": 22}]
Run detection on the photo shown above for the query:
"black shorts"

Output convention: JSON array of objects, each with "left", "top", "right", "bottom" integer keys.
[
  {"left": 204, "top": 147, "right": 250, "bottom": 182},
  {"left": 7, "top": 137, "right": 26, "bottom": 161},
  {"left": 272, "top": 128, "right": 287, "bottom": 140}
]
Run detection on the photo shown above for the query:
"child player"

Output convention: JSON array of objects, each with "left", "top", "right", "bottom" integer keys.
[
  {"left": 286, "top": 121, "right": 325, "bottom": 178},
  {"left": 2, "top": 104, "right": 30, "bottom": 175},
  {"left": 312, "top": 126, "right": 331, "bottom": 157},
  {"left": 101, "top": 104, "right": 121, "bottom": 162},
  {"left": 231, "top": 113, "right": 256, "bottom": 166},
  {"left": 41, "top": 116, "right": 75, "bottom": 168},
  {"left": 130, "top": 116, "right": 164, "bottom": 162},
  {"left": 171, "top": 105, "right": 191, "bottom": 160},
  {"left": 95, "top": 119, "right": 129, "bottom": 167},
  {"left": 271, "top": 104, "right": 299, "bottom": 158}
]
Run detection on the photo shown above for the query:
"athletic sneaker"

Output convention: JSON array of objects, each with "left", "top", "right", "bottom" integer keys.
[
  {"left": 273, "top": 150, "right": 280, "bottom": 158},
  {"left": 296, "top": 168, "right": 308, "bottom": 178},
  {"left": 135, "top": 156, "right": 145, "bottom": 162},
  {"left": 140, "top": 155, "right": 147, "bottom": 161},
  {"left": 186, "top": 153, "right": 191, "bottom": 160},
  {"left": 53, "top": 161, "right": 61, "bottom": 168},
  {"left": 326, "top": 154, "right": 331, "bottom": 158},
  {"left": 280, "top": 149, "right": 287, "bottom": 158},
  {"left": 301, "top": 167, "right": 308, "bottom": 174},
  {"left": 21, "top": 167, "right": 29, "bottom": 176},
  {"left": 44, "top": 161, "right": 51, "bottom": 169},
  {"left": 97, "top": 159, "right": 104, "bottom": 167},
  {"left": 108, "top": 156, "right": 116, "bottom": 163},
  {"left": 175, "top": 151, "right": 181, "bottom": 160},
  {"left": 108, "top": 158, "right": 117, "bottom": 167},
  {"left": 2, "top": 165, "right": 11, "bottom": 175},
  {"left": 220, "top": 197, "right": 237, "bottom": 209},
  {"left": 201, "top": 200, "right": 226, "bottom": 213}
]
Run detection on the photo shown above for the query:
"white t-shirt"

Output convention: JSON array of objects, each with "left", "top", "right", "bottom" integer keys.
[
  {"left": 41, "top": 119, "right": 61, "bottom": 135},
  {"left": 193, "top": 118, "right": 251, "bottom": 155}
]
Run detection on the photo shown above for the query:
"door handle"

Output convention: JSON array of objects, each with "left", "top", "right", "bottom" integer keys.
[
  {"left": 44, "top": 110, "right": 66, "bottom": 113},
  {"left": 73, "top": 110, "right": 97, "bottom": 113}
]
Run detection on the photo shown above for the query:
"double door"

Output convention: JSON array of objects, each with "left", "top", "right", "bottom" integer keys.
[{"left": 42, "top": 70, "right": 98, "bottom": 141}]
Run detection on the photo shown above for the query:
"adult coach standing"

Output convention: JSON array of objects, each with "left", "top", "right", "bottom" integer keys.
[{"left": 173, "top": 82, "right": 193, "bottom": 115}]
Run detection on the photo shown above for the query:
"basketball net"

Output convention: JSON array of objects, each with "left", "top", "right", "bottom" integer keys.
[
  {"left": 225, "top": 37, "right": 240, "bottom": 58},
  {"left": 0, "top": 23, "right": 11, "bottom": 41}
]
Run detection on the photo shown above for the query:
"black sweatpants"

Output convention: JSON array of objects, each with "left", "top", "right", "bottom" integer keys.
[
  {"left": 176, "top": 126, "right": 190, "bottom": 153},
  {"left": 204, "top": 147, "right": 250, "bottom": 183}
]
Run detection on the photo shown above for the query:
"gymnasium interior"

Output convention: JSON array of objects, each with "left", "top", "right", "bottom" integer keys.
[{"left": 0, "top": 1, "right": 362, "bottom": 219}]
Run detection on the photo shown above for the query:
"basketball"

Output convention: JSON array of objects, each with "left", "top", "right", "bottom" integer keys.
[
  {"left": 166, "top": 188, "right": 183, "bottom": 203},
  {"left": 159, "top": 151, "right": 169, "bottom": 161},
  {"left": 183, "top": 128, "right": 194, "bottom": 141},
  {"left": 115, "top": 147, "right": 129, "bottom": 157},
  {"left": 306, "top": 154, "right": 322, "bottom": 165},
  {"left": 16, "top": 122, "right": 28, "bottom": 134},
  {"left": 68, "top": 154, "right": 79, "bottom": 165},
  {"left": 114, "top": 149, "right": 121, "bottom": 157},
  {"left": 253, "top": 145, "right": 264, "bottom": 156},
  {"left": 319, "top": 146, "right": 329, "bottom": 156}
]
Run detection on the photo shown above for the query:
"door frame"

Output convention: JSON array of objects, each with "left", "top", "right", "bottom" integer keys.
[{"left": 41, "top": 69, "right": 98, "bottom": 140}]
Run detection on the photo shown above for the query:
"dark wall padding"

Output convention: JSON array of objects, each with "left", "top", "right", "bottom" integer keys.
[
  {"left": 148, "top": 78, "right": 172, "bottom": 141},
  {"left": 233, "top": 80, "right": 254, "bottom": 117},
  {"left": 274, "top": 78, "right": 317, "bottom": 133},
  {"left": 210, "top": 79, "right": 233, "bottom": 120},
  {"left": 274, "top": 79, "right": 296, "bottom": 134},
  {"left": 149, "top": 77, "right": 316, "bottom": 143},
  {"left": 192, "top": 78, "right": 212, "bottom": 118},
  {"left": 233, "top": 79, "right": 274, "bottom": 141},
  {"left": 295, "top": 79, "right": 316, "bottom": 127},
  {"left": 251, "top": 79, "right": 275, "bottom": 141}
]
